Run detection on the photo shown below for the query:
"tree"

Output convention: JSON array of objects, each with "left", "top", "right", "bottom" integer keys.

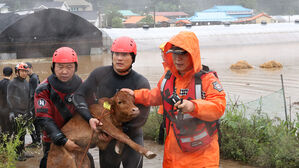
[
  {"left": 138, "top": 15, "right": 154, "bottom": 25},
  {"left": 111, "top": 17, "right": 123, "bottom": 28},
  {"left": 104, "top": 9, "right": 123, "bottom": 28}
]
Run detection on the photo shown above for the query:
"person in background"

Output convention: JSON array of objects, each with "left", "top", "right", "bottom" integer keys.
[
  {"left": 34, "top": 47, "right": 100, "bottom": 168},
  {"left": 159, "top": 42, "right": 167, "bottom": 67},
  {"left": 0, "top": 67, "right": 13, "bottom": 136},
  {"left": 157, "top": 42, "right": 168, "bottom": 144},
  {"left": 122, "top": 31, "right": 226, "bottom": 168},
  {"left": 7, "top": 63, "right": 32, "bottom": 161},
  {"left": 73, "top": 36, "right": 150, "bottom": 168},
  {"left": 26, "top": 62, "right": 41, "bottom": 148}
]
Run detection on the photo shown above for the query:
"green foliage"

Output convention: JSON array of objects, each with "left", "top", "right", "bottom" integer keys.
[
  {"left": 143, "top": 106, "right": 163, "bottom": 141},
  {"left": 0, "top": 116, "right": 32, "bottom": 168},
  {"left": 104, "top": 8, "right": 124, "bottom": 28},
  {"left": 111, "top": 17, "right": 123, "bottom": 28},
  {"left": 221, "top": 101, "right": 299, "bottom": 167},
  {"left": 138, "top": 15, "right": 154, "bottom": 25},
  {"left": 143, "top": 101, "right": 299, "bottom": 167}
]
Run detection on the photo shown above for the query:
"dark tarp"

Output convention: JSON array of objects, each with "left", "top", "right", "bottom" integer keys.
[{"left": 0, "top": 9, "right": 102, "bottom": 59}]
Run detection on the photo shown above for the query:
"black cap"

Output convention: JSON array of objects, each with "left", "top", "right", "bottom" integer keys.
[
  {"left": 166, "top": 46, "right": 188, "bottom": 55},
  {"left": 3, "top": 67, "right": 13, "bottom": 76},
  {"left": 26, "top": 62, "right": 32, "bottom": 68}
]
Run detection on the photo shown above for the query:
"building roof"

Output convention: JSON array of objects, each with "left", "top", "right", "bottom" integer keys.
[
  {"left": 175, "top": 20, "right": 191, "bottom": 24},
  {"left": 0, "top": 8, "right": 102, "bottom": 58},
  {"left": 202, "top": 5, "right": 253, "bottom": 13},
  {"left": 0, "top": 3, "right": 6, "bottom": 9},
  {"left": 34, "top": 1, "right": 65, "bottom": 9},
  {"left": 72, "top": 11, "right": 98, "bottom": 21},
  {"left": 124, "top": 15, "right": 169, "bottom": 24},
  {"left": 55, "top": 0, "right": 91, "bottom": 6},
  {"left": 189, "top": 12, "right": 237, "bottom": 22},
  {"left": 118, "top": 10, "right": 138, "bottom": 16},
  {"left": 149, "top": 12, "right": 188, "bottom": 17},
  {"left": 0, "top": 13, "right": 23, "bottom": 33},
  {"left": 234, "top": 13, "right": 273, "bottom": 23}
]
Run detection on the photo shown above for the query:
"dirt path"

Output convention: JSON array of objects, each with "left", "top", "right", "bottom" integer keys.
[{"left": 16, "top": 136, "right": 255, "bottom": 168}]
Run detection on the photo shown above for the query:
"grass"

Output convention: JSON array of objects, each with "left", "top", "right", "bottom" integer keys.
[
  {"left": 143, "top": 104, "right": 299, "bottom": 168},
  {"left": 0, "top": 116, "right": 32, "bottom": 168}
]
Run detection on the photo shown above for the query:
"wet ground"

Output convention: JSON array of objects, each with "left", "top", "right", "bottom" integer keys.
[{"left": 16, "top": 135, "right": 256, "bottom": 168}]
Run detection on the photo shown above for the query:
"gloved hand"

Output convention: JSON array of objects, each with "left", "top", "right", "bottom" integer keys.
[{"left": 9, "top": 112, "right": 15, "bottom": 122}]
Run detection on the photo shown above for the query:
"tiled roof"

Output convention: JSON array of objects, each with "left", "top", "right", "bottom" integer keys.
[
  {"left": 124, "top": 15, "right": 169, "bottom": 24},
  {"left": 55, "top": 0, "right": 90, "bottom": 6},
  {"left": 149, "top": 12, "right": 188, "bottom": 17},
  {"left": 234, "top": 13, "right": 272, "bottom": 22},
  {"left": 34, "top": 1, "right": 64, "bottom": 8},
  {"left": 175, "top": 20, "right": 191, "bottom": 24},
  {"left": 189, "top": 12, "right": 237, "bottom": 22},
  {"left": 203, "top": 5, "right": 252, "bottom": 13}
]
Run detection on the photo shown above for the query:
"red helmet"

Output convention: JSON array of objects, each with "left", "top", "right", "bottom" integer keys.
[
  {"left": 52, "top": 47, "right": 78, "bottom": 63},
  {"left": 111, "top": 36, "right": 137, "bottom": 56},
  {"left": 15, "top": 62, "right": 29, "bottom": 73}
]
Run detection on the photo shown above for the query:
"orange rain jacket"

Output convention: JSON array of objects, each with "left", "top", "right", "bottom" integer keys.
[{"left": 134, "top": 31, "right": 226, "bottom": 168}]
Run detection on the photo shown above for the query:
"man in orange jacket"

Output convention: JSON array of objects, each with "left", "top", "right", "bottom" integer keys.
[{"left": 123, "top": 31, "right": 226, "bottom": 168}]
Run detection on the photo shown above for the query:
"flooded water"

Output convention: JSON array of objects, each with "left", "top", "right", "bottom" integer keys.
[{"left": 1, "top": 41, "right": 299, "bottom": 120}]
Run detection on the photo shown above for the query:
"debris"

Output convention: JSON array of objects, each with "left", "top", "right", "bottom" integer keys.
[{"left": 230, "top": 60, "right": 253, "bottom": 70}]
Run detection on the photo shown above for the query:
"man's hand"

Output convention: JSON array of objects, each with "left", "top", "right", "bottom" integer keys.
[
  {"left": 174, "top": 99, "right": 195, "bottom": 113},
  {"left": 89, "top": 118, "right": 102, "bottom": 132},
  {"left": 120, "top": 88, "right": 134, "bottom": 96},
  {"left": 64, "top": 139, "right": 83, "bottom": 152}
]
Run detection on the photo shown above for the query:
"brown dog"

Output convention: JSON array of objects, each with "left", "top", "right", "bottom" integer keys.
[{"left": 47, "top": 91, "right": 156, "bottom": 168}]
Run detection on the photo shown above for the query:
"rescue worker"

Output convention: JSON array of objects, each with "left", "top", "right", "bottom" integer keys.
[
  {"left": 157, "top": 42, "right": 168, "bottom": 144},
  {"left": 7, "top": 63, "right": 32, "bottom": 161},
  {"left": 34, "top": 47, "right": 99, "bottom": 168},
  {"left": 159, "top": 42, "right": 167, "bottom": 66},
  {"left": 26, "top": 62, "right": 41, "bottom": 148},
  {"left": 73, "top": 36, "right": 151, "bottom": 168},
  {"left": 0, "top": 67, "right": 13, "bottom": 135},
  {"left": 122, "top": 31, "right": 226, "bottom": 168}
]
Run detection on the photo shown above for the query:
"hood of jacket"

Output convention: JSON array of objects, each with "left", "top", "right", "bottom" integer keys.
[{"left": 163, "top": 31, "right": 201, "bottom": 78}]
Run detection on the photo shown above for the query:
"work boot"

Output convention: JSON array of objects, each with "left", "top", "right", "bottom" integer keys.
[
  {"left": 26, "top": 142, "right": 41, "bottom": 148},
  {"left": 23, "top": 151, "right": 34, "bottom": 158},
  {"left": 16, "top": 153, "right": 27, "bottom": 161}
]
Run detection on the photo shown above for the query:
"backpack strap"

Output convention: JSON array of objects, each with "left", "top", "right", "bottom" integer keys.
[{"left": 159, "top": 70, "right": 172, "bottom": 144}]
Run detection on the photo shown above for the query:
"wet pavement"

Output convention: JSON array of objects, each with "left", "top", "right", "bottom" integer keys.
[{"left": 16, "top": 135, "right": 256, "bottom": 168}]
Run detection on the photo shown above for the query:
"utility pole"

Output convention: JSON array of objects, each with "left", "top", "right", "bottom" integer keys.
[{"left": 153, "top": 5, "right": 156, "bottom": 28}]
